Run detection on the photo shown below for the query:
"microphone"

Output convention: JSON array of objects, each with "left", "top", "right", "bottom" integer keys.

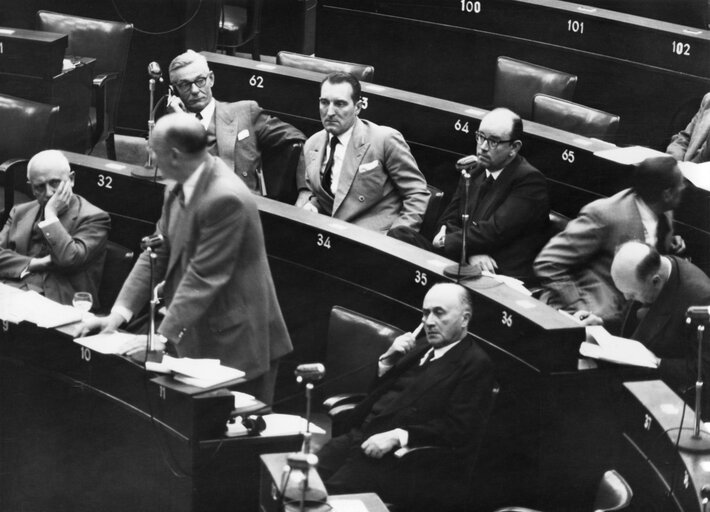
[
  {"left": 455, "top": 155, "right": 478, "bottom": 171},
  {"left": 687, "top": 306, "right": 710, "bottom": 321},
  {"left": 140, "top": 234, "right": 164, "bottom": 251},
  {"left": 147, "top": 61, "right": 163, "bottom": 82},
  {"left": 294, "top": 363, "right": 326, "bottom": 383}
]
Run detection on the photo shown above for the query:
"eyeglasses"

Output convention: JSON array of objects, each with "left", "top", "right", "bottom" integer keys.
[
  {"left": 173, "top": 75, "right": 209, "bottom": 93},
  {"left": 475, "top": 131, "right": 514, "bottom": 149}
]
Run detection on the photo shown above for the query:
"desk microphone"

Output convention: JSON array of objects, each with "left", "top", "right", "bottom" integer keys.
[
  {"left": 140, "top": 234, "right": 164, "bottom": 251},
  {"left": 294, "top": 363, "right": 325, "bottom": 383},
  {"left": 687, "top": 306, "right": 710, "bottom": 321},
  {"left": 455, "top": 155, "right": 479, "bottom": 171},
  {"left": 147, "top": 61, "right": 163, "bottom": 82}
]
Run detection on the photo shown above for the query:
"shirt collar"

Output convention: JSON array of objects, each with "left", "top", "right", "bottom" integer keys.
[
  {"left": 329, "top": 122, "right": 355, "bottom": 150},
  {"left": 181, "top": 161, "right": 206, "bottom": 206},
  {"left": 421, "top": 338, "right": 464, "bottom": 364},
  {"left": 486, "top": 169, "right": 503, "bottom": 180}
]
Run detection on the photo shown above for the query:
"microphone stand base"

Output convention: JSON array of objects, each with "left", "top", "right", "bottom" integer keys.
[
  {"left": 675, "top": 428, "right": 710, "bottom": 453},
  {"left": 443, "top": 263, "right": 482, "bottom": 280},
  {"left": 131, "top": 166, "right": 162, "bottom": 180}
]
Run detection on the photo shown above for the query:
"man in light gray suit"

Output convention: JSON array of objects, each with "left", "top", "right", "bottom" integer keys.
[
  {"left": 667, "top": 92, "right": 710, "bottom": 163},
  {"left": 298, "top": 72, "right": 430, "bottom": 234},
  {"left": 534, "top": 155, "right": 686, "bottom": 332},
  {"left": 90, "top": 113, "right": 292, "bottom": 403}
]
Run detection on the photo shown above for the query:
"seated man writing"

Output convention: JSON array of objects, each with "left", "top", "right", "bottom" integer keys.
[
  {"left": 316, "top": 282, "right": 495, "bottom": 510},
  {"left": 0, "top": 150, "right": 110, "bottom": 307}
]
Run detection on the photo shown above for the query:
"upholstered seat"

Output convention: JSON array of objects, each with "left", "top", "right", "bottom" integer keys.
[
  {"left": 533, "top": 93, "right": 620, "bottom": 142},
  {"left": 37, "top": 11, "right": 133, "bottom": 160},
  {"left": 493, "top": 56, "right": 578, "bottom": 119},
  {"left": 276, "top": 51, "right": 375, "bottom": 82},
  {"left": 217, "top": 0, "right": 262, "bottom": 60}
]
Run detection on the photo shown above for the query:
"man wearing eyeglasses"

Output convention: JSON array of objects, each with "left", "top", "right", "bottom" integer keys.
[
  {"left": 166, "top": 50, "right": 306, "bottom": 202},
  {"left": 0, "top": 150, "right": 110, "bottom": 307},
  {"left": 299, "top": 72, "right": 430, "bottom": 234},
  {"left": 390, "top": 108, "right": 549, "bottom": 281}
]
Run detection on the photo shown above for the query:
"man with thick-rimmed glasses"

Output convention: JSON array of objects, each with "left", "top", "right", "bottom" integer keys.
[
  {"left": 166, "top": 50, "right": 306, "bottom": 202},
  {"left": 0, "top": 150, "right": 110, "bottom": 307},
  {"left": 390, "top": 108, "right": 550, "bottom": 281}
]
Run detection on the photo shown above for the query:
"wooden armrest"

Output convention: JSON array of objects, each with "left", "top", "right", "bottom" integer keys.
[
  {"left": 327, "top": 403, "right": 358, "bottom": 422},
  {"left": 323, "top": 393, "right": 366, "bottom": 410},
  {"left": 394, "top": 445, "right": 450, "bottom": 459},
  {"left": 93, "top": 72, "right": 119, "bottom": 89}
]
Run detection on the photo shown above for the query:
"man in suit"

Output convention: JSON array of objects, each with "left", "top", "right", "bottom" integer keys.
[
  {"left": 90, "top": 114, "right": 292, "bottom": 403},
  {"left": 316, "top": 283, "right": 495, "bottom": 509},
  {"left": 167, "top": 50, "right": 306, "bottom": 202},
  {"left": 612, "top": 241, "right": 710, "bottom": 408},
  {"left": 667, "top": 92, "right": 710, "bottom": 163},
  {"left": 389, "top": 108, "right": 549, "bottom": 281},
  {"left": 534, "top": 155, "right": 686, "bottom": 332},
  {"left": 298, "top": 72, "right": 430, "bottom": 234},
  {"left": 0, "top": 150, "right": 110, "bottom": 307}
]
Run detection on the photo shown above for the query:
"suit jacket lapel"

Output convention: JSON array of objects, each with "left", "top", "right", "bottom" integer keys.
[
  {"left": 307, "top": 132, "right": 328, "bottom": 194},
  {"left": 333, "top": 119, "right": 368, "bottom": 214},
  {"left": 215, "top": 101, "right": 237, "bottom": 167},
  {"left": 686, "top": 109, "right": 710, "bottom": 161},
  {"left": 14, "top": 203, "right": 41, "bottom": 255}
]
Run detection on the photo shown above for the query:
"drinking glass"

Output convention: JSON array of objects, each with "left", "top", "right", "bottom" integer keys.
[{"left": 72, "top": 292, "right": 93, "bottom": 313}]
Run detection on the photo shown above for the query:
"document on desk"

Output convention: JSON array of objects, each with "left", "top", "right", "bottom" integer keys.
[
  {"left": 678, "top": 161, "right": 710, "bottom": 191},
  {"left": 160, "top": 355, "right": 245, "bottom": 388},
  {"left": 0, "top": 284, "right": 82, "bottom": 328},
  {"left": 329, "top": 499, "right": 369, "bottom": 512},
  {"left": 580, "top": 326, "right": 658, "bottom": 368},
  {"left": 593, "top": 145, "right": 667, "bottom": 165},
  {"left": 74, "top": 332, "right": 139, "bottom": 354}
]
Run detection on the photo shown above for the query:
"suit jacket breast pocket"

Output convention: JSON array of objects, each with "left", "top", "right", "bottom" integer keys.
[{"left": 354, "top": 161, "right": 385, "bottom": 195}]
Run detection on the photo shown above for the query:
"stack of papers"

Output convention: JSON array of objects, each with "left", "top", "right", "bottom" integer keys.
[
  {"left": 150, "top": 355, "right": 245, "bottom": 388},
  {"left": 0, "top": 284, "right": 83, "bottom": 328},
  {"left": 579, "top": 325, "right": 658, "bottom": 368},
  {"left": 74, "top": 332, "right": 139, "bottom": 354}
]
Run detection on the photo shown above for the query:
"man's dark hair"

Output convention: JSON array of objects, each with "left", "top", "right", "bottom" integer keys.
[
  {"left": 510, "top": 112, "right": 524, "bottom": 142},
  {"left": 322, "top": 72, "right": 361, "bottom": 103},
  {"left": 632, "top": 155, "right": 680, "bottom": 204},
  {"left": 636, "top": 244, "right": 662, "bottom": 282}
]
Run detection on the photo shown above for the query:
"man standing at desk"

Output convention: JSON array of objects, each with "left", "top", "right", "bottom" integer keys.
[
  {"left": 167, "top": 50, "right": 306, "bottom": 200},
  {"left": 91, "top": 113, "right": 292, "bottom": 403},
  {"left": 390, "top": 108, "right": 549, "bottom": 281},
  {"left": 299, "top": 72, "right": 430, "bottom": 234},
  {"left": 0, "top": 150, "right": 110, "bottom": 306},
  {"left": 317, "top": 283, "right": 495, "bottom": 509}
]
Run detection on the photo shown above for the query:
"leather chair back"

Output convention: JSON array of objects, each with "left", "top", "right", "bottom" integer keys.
[
  {"left": 420, "top": 183, "right": 444, "bottom": 239},
  {"left": 276, "top": 51, "right": 375, "bottom": 82},
  {"left": 593, "top": 470, "right": 632, "bottom": 512},
  {"left": 493, "top": 56, "right": 578, "bottom": 119},
  {"left": 97, "top": 240, "right": 135, "bottom": 314},
  {"left": 0, "top": 93, "right": 59, "bottom": 164},
  {"left": 533, "top": 94, "right": 620, "bottom": 142},
  {"left": 321, "top": 306, "right": 403, "bottom": 400}
]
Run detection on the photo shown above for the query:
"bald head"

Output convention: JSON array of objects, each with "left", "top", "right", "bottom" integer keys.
[
  {"left": 611, "top": 241, "right": 667, "bottom": 305},
  {"left": 27, "top": 150, "right": 73, "bottom": 206},
  {"left": 477, "top": 108, "right": 523, "bottom": 171},
  {"left": 151, "top": 113, "right": 208, "bottom": 181},
  {"left": 422, "top": 283, "right": 472, "bottom": 348}
]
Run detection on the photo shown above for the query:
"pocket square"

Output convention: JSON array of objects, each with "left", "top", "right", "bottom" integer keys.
[
  {"left": 358, "top": 160, "right": 380, "bottom": 173},
  {"left": 237, "top": 129, "right": 250, "bottom": 141}
]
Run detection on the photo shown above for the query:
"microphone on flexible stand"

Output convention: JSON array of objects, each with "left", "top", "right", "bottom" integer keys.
[
  {"left": 140, "top": 234, "right": 164, "bottom": 251},
  {"left": 132, "top": 61, "right": 167, "bottom": 180},
  {"left": 444, "top": 155, "right": 483, "bottom": 281}
]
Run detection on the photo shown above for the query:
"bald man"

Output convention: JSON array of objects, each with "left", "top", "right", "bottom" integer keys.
[
  {"left": 317, "top": 283, "right": 494, "bottom": 509},
  {"left": 390, "top": 108, "right": 549, "bottom": 281},
  {"left": 90, "top": 113, "right": 292, "bottom": 403},
  {"left": 0, "top": 150, "right": 110, "bottom": 306},
  {"left": 611, "top": 241, "right": 710, "bottom": 399}
]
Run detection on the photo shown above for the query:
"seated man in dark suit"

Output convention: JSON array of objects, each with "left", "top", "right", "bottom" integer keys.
[
  {"left": 611, "top": 241, "right": 710, "bottom": 410},
  {"left": 167, "top": 50, "right": 306, "bottom": 200},
  {"left": 0, "top": 150, "right": 110, "bottom": 307},
  {"left": 390, "top": 108, "right": 550, "bottom": 281},
  {"left": 667, "top": 92, "right": 710, "bottom": 163},
  {"left": 317, "top": 282, "right": 495, "bottom": 509}
]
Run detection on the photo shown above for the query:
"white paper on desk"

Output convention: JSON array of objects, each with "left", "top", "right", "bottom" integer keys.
[
  {"left": 162, "top": 355, "right": 244, "bottom": 380},
  {"left": 481, "top": 271, "right": 532, "bottom": 296},
  {"left": 594, "top": 146, "right": 667, "bottom": 165},
  {"left": 580, "top": 326, "right": 658, "bottom": 368},
  {"left": 678, "top": 161, "right": 710, "bottom": 191},
  {"left": 0, "top": 286, "right": 82, "bottom": 328},
  {"left": 261, "top": 413, "right": 326, "bottom": 437},
  {"left": 74, "top": 332, "right": 138, "bottom": 354},
  {"left": 329, "top": 499, "right": 369, "bottom": 512}
]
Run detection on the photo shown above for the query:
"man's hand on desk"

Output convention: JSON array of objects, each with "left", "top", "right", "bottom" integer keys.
[
  {"left": 361, "top": 430, "right": 401, "bottom": 459},
  {"left": 573, "top": 310, "right": 604, "bottom": 327},
  {"left": 295, "top": 190, "right": 313, "bottom": 208},
  {"left": 468, "top": 254, "right": 498, "bottom": 274},
  {"left": 79, "top": 311, "right": 124, "bottom": 336},
  {"left": 121, "top": 334, "right": 167, "bottom": 356},
  {"left": 301, "top": 202, "right": 319, "bottom": 213},
  {"left": 432, "top": 225, "right": 446, "bottom": 249}
]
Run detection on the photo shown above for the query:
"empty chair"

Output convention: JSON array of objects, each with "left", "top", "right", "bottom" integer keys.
[
  {"left": 217, "top": 0, "right": 263, "bottom": 60},
  {"left": 493, "top": 469, "right": 632, "bottom": 512},
  {"left": 0, "top": 95, "right": 59, "bottom": 218},
  {"left": 37, "top": 11, "right": 134, "bottom": 160},
  {"left": 276, "top": 51, "right": 375, "bottom": 82},
  {"left": 533, "top": 93, "right": 620, "bottom": 142},
  {"left": 493, "top": 56, "right": 578, "bottom": 119},
  {"left": 419, "top": 183, "right": 444, "bottom": 240}
]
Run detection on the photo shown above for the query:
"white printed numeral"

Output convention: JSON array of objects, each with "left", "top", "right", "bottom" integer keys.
[
  {"left": 562, "top": 149, "right": 575, "bottom": 163},
  {"left": 501, "top": 310, "right": 513, "bottom": 328},
  {"left": 567, "top": 19, "right": 584, "bottom": 34},
  {"left": 672, "top": 41, "right": 691, "bottom": 56},
  {"left": 460, "top": 0, "right": 481, "bottom": 13},
  {"left": 80, "top": 347, "right": 92, "bottom": 362},
  {"left": 249, "top": 75, "right": 264, "bottom": 88},
  {"left": 97, "top": 174, "right": 113, "bottom": 189},
  {"left": 454, "top": 119, "right": 470, "bottom": 133},
  {"left": 316, "top": 233, "right": 331, "bottom": 249},
  {"left": 414, "top": 270, "right": 428, "bottom": 286}
]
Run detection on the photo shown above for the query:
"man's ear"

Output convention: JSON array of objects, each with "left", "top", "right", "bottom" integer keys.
[{"left": 510, "top": 140, "right": 522, "bottom": 157}]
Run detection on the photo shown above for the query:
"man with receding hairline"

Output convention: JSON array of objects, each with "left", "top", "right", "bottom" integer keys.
[
  {"left": 0, "top": 149, "right": 110, "bottom": 306},
  {"left": 611, "top": 241, "right": 710, "bottom": 402},
  {"left": 316, "top": 282, "right": 494, "bottom": 509},
  {"left": 87, "top": 113, "right": 292, "bottom": 403}
]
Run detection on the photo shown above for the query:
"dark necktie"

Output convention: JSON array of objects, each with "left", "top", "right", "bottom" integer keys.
[
  {"left": 479, "top": 175, "right": 495, "bottom": 201},
  {"left": 195, "top": 112, "right": 203, "bottom": 121},
  {"left": 173, "top": 184, "right": 185, "bottom": 208},
  {"left": 321, "top": 136, "right": 339, "bottom": 194},
  {"left": 656, "top": 214, "right": 670, "bottom": 253}
]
